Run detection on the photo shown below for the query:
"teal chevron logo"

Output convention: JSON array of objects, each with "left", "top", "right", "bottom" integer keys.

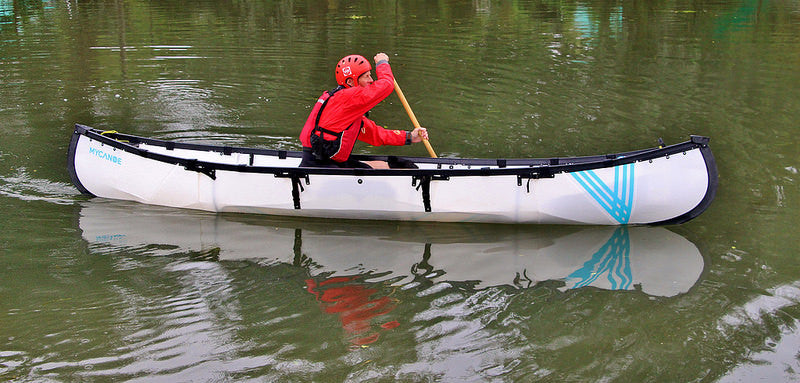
[
  {"left": 568, "top": 226, "right": 632, "bottom": 290},
  {"left": 571, "top": 163, "right": 635, "bottom": 224}
]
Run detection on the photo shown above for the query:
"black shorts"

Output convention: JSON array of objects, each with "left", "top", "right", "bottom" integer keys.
[{"left": 299, "top": 149, "right": 371, "bottom": 168}]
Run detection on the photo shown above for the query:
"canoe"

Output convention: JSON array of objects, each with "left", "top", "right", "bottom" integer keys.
[
  {"left": 67, "top": 124, "right": 717, "bottom": 225},
  {"left": 80, "top": 200, "right": 704, "bottom": 296}
]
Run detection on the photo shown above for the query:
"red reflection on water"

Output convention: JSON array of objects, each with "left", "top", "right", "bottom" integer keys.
[{"left": 306, "top": 276, "right": 399, "bottom": 347}]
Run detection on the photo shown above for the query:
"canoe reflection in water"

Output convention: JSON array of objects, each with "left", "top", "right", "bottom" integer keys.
[
  {"left": 79, "top": 200, "right": 705, "bottom": 345},
  {"left": 79, "top": 200, "right": 705, "bottom": 298},
  {"left": 79, "top": 199, "right": 704, "bottom": 346}
]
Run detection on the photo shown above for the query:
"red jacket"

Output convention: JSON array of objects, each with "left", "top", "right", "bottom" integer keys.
[{"left": 300, "top": 61, "right": 407, "bottom": 162}]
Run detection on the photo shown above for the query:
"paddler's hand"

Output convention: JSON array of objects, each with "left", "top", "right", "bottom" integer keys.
[
  {"left": 374, "top": 52, "right": 389, "bottom": 64},
  {"left": 411, "top": 127, "right": 429, "bottom": 143}
]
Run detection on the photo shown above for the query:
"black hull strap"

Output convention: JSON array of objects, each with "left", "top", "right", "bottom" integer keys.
[
  {"left": 290, "top": 176, "right": 306, "bottom": 209},
  {"left": 275, "top": 172, "right": 308, "bottom": 209},
  {"left": 421, "top": 177, "right": 431, "bottom": 212},
  {"left": 413, "top": 176, "right": 433, "bottom": 212}
]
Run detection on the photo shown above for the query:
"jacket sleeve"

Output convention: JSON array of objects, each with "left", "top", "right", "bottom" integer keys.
[
  {"left": 357, "top": 117, "right": 407, "bottom": 147},
  {"left": 339, "top": 62, "right": 395, "bottom": 116},
  {"left": 316, "top": 62, "right": 396, "bottom": 133}
]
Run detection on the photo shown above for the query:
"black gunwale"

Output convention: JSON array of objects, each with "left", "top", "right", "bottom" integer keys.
[{"left": 71, "top": 124, "right": 711, "bottom": 178}]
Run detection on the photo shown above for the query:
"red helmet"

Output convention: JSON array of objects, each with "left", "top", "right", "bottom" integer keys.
[{"left": 335, "top": 55, "right": 371, "bottom": 87}]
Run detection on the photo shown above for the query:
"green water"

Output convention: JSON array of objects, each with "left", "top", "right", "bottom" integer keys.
[{"left": 1, "top": 0, "right": 798, "bottom": 381}]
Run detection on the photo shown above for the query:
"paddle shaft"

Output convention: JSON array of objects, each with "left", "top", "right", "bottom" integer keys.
[{"left": 393, "top": 80, "right": 437, "bottom": 158}]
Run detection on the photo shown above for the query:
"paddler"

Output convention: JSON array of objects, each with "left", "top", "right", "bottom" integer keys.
[{"left": 299, "top": 52, "right": 429, "bottom": 168}]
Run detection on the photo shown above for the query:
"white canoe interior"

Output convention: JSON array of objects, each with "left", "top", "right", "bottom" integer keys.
[{"left": 68, "top": 124, "right": 717, "bottom": 225}]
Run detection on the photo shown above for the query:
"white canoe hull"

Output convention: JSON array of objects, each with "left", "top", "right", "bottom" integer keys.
[{"left": 68, "top": 124, "right": 717, "bottom": 225}]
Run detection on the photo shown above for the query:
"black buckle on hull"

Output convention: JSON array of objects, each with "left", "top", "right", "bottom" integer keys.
[
  {"left": 517, "top": 169, "right": 555, "bottom": 193},
  {"left": 184, "top": 159, "right": 217, "bottom": 180}
]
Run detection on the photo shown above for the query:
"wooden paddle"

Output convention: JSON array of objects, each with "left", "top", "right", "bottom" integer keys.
[{"left": 394, "top": 80, "right": 437, "bottom": 158}]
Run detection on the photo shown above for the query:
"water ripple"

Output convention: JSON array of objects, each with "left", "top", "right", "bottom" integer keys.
[
  {"left": 24, "top": 259, "right": 250, "bottom": 381},
  {"left": 0, "top": 168, "right": 81, "bottom": 204}
]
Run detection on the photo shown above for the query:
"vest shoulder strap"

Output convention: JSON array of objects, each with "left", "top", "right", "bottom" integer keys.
[{"left": 312, "top": 86, "right": 345, "bottom": 137}]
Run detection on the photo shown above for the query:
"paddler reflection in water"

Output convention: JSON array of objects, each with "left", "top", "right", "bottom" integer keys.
[
  {"left": 306, "top": 276, "right": 400, "bottom": 347},
  {"left": 299, "top": 52, "right": 429, "bottom": 168}
]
